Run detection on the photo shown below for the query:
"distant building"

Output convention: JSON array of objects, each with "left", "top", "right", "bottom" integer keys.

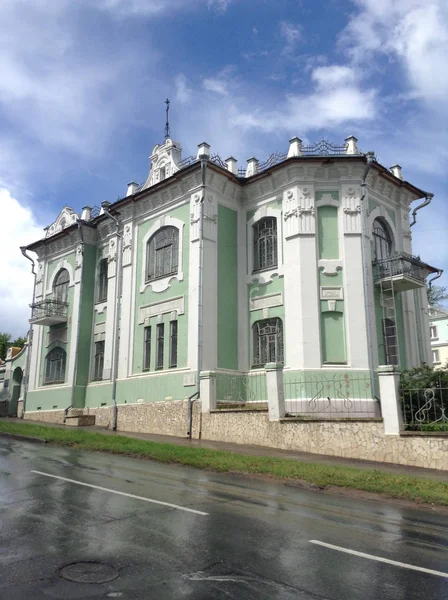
[
  {"left": 16, "top": 135, "right": 441, "bottom": 429},
  {"left": 429, "top": 308, "right": 448, "bottom": 368}
]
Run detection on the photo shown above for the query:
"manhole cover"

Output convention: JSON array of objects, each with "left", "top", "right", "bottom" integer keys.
[{"left": 60, "top": 561, "right": 119, "bottom": 584}]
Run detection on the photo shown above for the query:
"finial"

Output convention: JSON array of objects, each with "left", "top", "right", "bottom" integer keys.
[{"left": 165, "top": 98, "right": 170, "bottom": 140}]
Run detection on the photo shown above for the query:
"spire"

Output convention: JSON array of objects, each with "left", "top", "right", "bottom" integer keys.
[{"left": 164, "top": 98, "right": 170, "bottom": 140}]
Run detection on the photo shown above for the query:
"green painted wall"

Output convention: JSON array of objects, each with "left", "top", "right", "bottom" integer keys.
[
  {"left": 321, "top": 311, "right": 346, "bottom": 363},
  {"left": 26, "top": 386, "right": 72, "bottom": 411},
  {"left": 133, "top": 204, "right": 190, "bottom": 374},
  {"left": 319, "top": 271, "right": 343, "bottom": 286},
  {"left": 317, "top": 205, "right": 339, "bottom": 259},
  {"left": 217, "top": 205, "right": 238, "bottom": 370},
  {"left": 395, "top": 293, "right": 407, "bottom": 370}
]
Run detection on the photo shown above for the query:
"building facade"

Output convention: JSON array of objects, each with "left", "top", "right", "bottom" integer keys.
[
  {"left": 18, "top": 135, "right": 440, "bottom": 428},
  {"left": 429, "top": 308, "right": 448, "bottom": 368}
]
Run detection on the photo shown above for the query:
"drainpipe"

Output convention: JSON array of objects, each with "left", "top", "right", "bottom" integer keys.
[
  {"left": 359, "top": 152, "right": 377, "bottom": 396},
  {"left": 20, "top": 247, "right": 36, "bottom": 418},
  {"left": 428, "top": 269, "right": 443, "bottom": 290},
  {"left": 101, "top": 202, "right": 122, "bottom": 431},
  {"left": 70, "top": 221, "right": 85, "bottom": 411},
  {"left": 410, "top": 193, "right": 433, "bottom": 228},
  {"left": 187, "top": 155, "right": 207, "bottom": 438}
]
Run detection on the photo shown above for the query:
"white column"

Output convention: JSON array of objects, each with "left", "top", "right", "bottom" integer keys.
[
  {"left": 266, "top": 363, "right": 285, "bottom": 421},
  {"left": 28, "top": 325, "right": 39, "bottom": 392},
  {"left": 188, "top": 192, "right": 201, "bottom": 373},
  {"left": 200, "top": 371, "right": 216, "bottom": 412},
  {"left": 118, "top": 223, "right": 133, "bottom": 379},
  {"left": 378, "top": 365, "right": 403, "bottom": 434},
  {"left": 67, "top": 277, "right": 81, "bottom": 386},
  {"left": 103, "top": 235, "right": 118, "bottom": 380}
]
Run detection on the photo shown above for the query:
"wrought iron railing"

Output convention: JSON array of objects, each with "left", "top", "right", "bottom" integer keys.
[
  {"left": 283, "top": 373, "right": 379, "bottom": 418},
  {"left": 215, "top": 371, "right": 267, "bottom": 407},
  {"left": 372, "top": 252, "right": 431, "bottom": 284},
  {"left": 30, "top": 299, "right": 68, "bottom": 321},
  {"left": 401, "top": 380, "right": 448, "bottom": 431}
]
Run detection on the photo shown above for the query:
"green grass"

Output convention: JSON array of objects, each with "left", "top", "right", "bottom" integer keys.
[{"left": 1, "top": 419, "right": 447, "bottom": 506}]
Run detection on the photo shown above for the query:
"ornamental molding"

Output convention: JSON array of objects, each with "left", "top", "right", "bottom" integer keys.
[
  {"left": 250, "top": 292, "right": 283, "bottom": 312},
  {"left": 139, "top": 296, "right": 185, "bottom": 324},
  {"left": 45, "top": 206, "right": 78, "bottom": 239},
  {"left": 318, "top": 260, "right": 343, "bottom": 276},
  {"left": 320, "top": 286, "right": 343, "bottom": 300}
]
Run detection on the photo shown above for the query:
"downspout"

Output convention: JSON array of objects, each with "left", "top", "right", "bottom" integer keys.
[
  {"left": 410, "top": 193, "right": 433, "bottom": 228},
  {"left": 70, "top": 221, "right": 85, "bottom": 412},
  {"left": 428, "top": 269, "right": 443, "bottom": 289},
  {"left": 101, "top": 202, "right": 122, "bottom": 431},
  {"left": 20, "top": 247, "right": 36, "bottom": 418},
  {"left": 187, "top": 155, "right": 207, "bottom": 438},
  {"left": 359, "top": 152, "right": 377, "bottom": 397}
]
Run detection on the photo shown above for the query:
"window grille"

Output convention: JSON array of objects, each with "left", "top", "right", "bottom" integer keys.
[
  {"left": 146, "top": 226, "right": 179, "bottom": 281},
  {"left": 44, "top": 347, "right": 66, "bottom": 384},
  {"left": 156, "top": 323, "right": 164, "bottom": 370},
  {"left": 93, "top": 341, "right": 105, "bottom": 381},
  {"left": 97, "top": 259, "right": 108, "bottom": 302},
  {"left": 372, "top": 218, "right": 393, "bottom": 261},
  {"left": 53, "top": 269, "right": 69, "bottom": 304},
  {"left": 252, "top": 318, "right": 284, "bottom": 367},
  {"left": 169, "top": 320, "right": 178, "bottom": 368},
  {"left": 143, "top": 326, "right": 151, "bottom": 371},
  {"left": 253, "top": 217, "right": 277, "bottom": 271}
]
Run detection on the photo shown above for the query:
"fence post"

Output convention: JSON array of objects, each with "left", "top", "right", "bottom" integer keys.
[
  {"left": 200, "top": 371, "right": 216, "bottom": 413},
  {"left": 377, "top": 365, "right": 403, "bottom": 434},
  {"left": 265, "top": 363, "right": 285, "bottom": 421}
]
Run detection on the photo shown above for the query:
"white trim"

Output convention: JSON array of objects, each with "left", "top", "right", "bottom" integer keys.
[
  {"left": 128, "top": 222, "right": 139, "bottom": 377},
  {"left": 367, "top": 207, "right": 399, "bottom": 252},
  {"left": 247, "top": 206, "right": 284, "bottom": 285},
  {"left": 140, "top": 216, "right": 185, "bottom": 293},
  {"left": 45, "top": 259, "right": 75, "bottom": 295}
]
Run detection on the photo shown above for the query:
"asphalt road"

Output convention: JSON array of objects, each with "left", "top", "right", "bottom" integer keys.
[{"left": 1, "top": 438, "right": 448, "bottom": 599}]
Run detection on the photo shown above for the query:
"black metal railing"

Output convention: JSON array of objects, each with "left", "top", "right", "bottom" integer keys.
[
  {"left": 401, "top": 380, "right": 448, "bottom": 431},
  {"left": 372, "top": 252, "right": 431, "bottom": 284},
  {"left": 30, "top": 299, "right": 68, "bottom": 321}
]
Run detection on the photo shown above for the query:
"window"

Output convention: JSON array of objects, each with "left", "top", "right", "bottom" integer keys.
[
  {"left": 53, "top": 269, "right": 69, "bottom": 304},
  {"left": 143, "top": 326, "right": 151, "bottom": 371},
  {"left": 146, "top": 226, "right": 179, "bottom": 281},
  {"left": 430, "top": 325, "right": 438, "bottom": 340},
  {"left": 159, "top": 166, "right": 166, "bottom": 181},
  {"left": 253, "top": 217, "right": 277, "bottom": 271},
  {"left": 433, "top": 349, "right": 440, "bottom": 364},
  {"left": 44, "top": 347, "right": 66, "bottom": 384},
  {"left": 253, "top": 318, "right": 283, "bottom": 367},
  {"left": 93, "top": 341, "right": 105, "bottom": 381},
  {"left": 372, "top": 218, "right": 393, "bottom": 261},
  {"left": 169, "top": 320, "right": 178, "bottom": 368},
  {"left": 97, "top": 259, "right": 108, "bottom": 303},
  {"left": 382, "top": 318, "right": 398, "bottom": 365},
  {"left": 156, "top": 323, "right": 164, "bottom": 369}
]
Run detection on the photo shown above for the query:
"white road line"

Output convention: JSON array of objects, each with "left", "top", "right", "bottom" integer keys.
[
  {"left": 309, "top": 540, "right": 448, "bottom": 579},
  {"left": 31, "top": 470, "right": 208, "bottom": 516}
]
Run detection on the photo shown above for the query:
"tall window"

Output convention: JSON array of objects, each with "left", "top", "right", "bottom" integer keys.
[
  {"left": 156, "top": 323, "right": 164, "bottom": 369},
  {"left": 93, "top": 341, "right": 105, "bottom": 380},
  {"left": 146, "top": 226, "right": 179, "bottom": 281},
  {"left": 383, "top": 318, "right": 398, "bottom": 365},
  {"left": 253, "top": 217, "right": 277, "bottom": 271},
  {"left": 53, "top": 269, "right": 69, "bottom": 303},
  {"left": 44, "top": 347, "right": 66, "bottom": 384},
  {"left": 372, "top": 218, "right": 393, "bottom": 261},
  {"left": 159, "top": 166, "right": 166, "bottom": 181},
  {"left": 143, "top": 326, "right": 151, "bottom": 371},
  {"left": 169, "top": 320, "right": 178, "bottom": 368},
  {"left": 97, "top": 259, "right": 108, "bottom": 303},
  {"left": 430, "top": 325, "right": 438, "bottom": 339},
  {"left": 253, "top": 318, "right": 283, "bottom": 367},
  {"left": 433, "top": 349, "right": 440, "bottom": 364}
]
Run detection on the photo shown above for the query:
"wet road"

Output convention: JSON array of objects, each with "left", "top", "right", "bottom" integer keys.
[{"left": 1, "top": 438, "right": 448, "bottom": 599}]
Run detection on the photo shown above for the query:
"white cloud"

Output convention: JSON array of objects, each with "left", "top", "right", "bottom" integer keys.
[
  {"left": 175, "top": 74, "right": 193, "bottom": 104},
  {"left": 203, "top": 66, "right": 237, "bottom": 96},
  {"left": 280, "top": 21, "right": 303, "bottom": 54},
  {"left": 312, "top": 65, "right": 358, "bottom": 89},
  {"left": 0, "top": 189, "right": 43, "bottom": 338}
]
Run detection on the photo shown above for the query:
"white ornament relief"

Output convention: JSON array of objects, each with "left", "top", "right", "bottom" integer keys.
[
  {"left": 203, "top": 194, "right": 217, "bottom": 242},
  {"left": 320, "top": 287, "right": 343, "bottom": 300},
  {"left": 139, "top": 296, "right": 185, "bottom": 324},
  {"left": 342, "top": 186, "right": 361, "bottom": 234},
  {"left": 44, "top": 206, "right": 79, "bottom": 238},
  {"left": 190, "top": 193, "right": 201, "bottom": 241},
  {"left": 283, "top": 186, "right": 315, "bottom": 237},
  {"left": 250, "top": 293, "right": 283, "bottom": 311},
  {"left": 108, "top": 238, "right": 117, "bottom": 278},
  {"left": 318, "top": 260, "right": 343, "bottom": 276},
  {"left": 36, "top": 263, "right": 44, "bottom": 283},
  {"left": 122, "top": 224, "right": 133, "bottom": 267},
  {"left": 327, "top": 300, "right": 337, "bottom": 312},
  {"left": 75, "top": 245, "right": 83, "bottom": 269}
]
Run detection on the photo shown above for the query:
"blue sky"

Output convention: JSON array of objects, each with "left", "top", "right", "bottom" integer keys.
[{"left": 1, "top": 0, "right": 447, "bottom": 336}]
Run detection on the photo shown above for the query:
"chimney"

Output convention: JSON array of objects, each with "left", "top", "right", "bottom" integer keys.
[
  {"left": 197, "top": 142, "right": 210, "bottom": 159},
  {"left": 390, "top": 164, "right": 403, "bottom": 180},
  {"left": 225, "top": 156, "right": 238, "bottom": 175},
  {"left": 345, "top": 136, "right": 359, "bottom": 155},
  {"left": 126, "top": 181, "right": 139, "bottom": 197},
  {"left": 287, "top": 137, "right": 303, "bottom": 158},
  {"left": 100, "top": 201, "right": 111, "bottom": 215},
  {"left": 81, "top": 206, "right": 92, "bottom": 221},
  {"left": 245, "top": 157, "right": 259, "bottom": 177}
]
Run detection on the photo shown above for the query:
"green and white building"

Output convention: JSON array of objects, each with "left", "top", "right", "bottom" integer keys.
[{"left": 17, "top": 135, "right": 441, "bottom": 430}]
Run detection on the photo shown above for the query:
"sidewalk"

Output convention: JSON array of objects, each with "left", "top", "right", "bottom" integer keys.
[{"left": 5, "top": 417, "right": 447, "bottom": 482}]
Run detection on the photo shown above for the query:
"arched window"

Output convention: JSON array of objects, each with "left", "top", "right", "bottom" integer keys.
[
  {"left": 253, "top": 217, "right": 277, "bottom": 271},
  {"left": 44, "top": 347, "right": 67, "bottom": 384},
  {"left": 53, "top": 269, "right": 69, "bottom": 303},
  {"left": 372, "top": 218, "right": 393, "bottom": 261},
  {"left": 146, "top": 226, "right": 179, "bottom": 281},
  {"left": 97, "top": 258, "right": 108, "bottom": 302},
  {"left": 253, "top": 318, "right": 284, "bottom": 367}
]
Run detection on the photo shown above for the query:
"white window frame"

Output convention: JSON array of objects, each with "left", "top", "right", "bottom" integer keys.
[
  {"left": 432, "top": 349, "right": 441, "bottom": 364},
  {"left": 430, "top": 325, "right": 438, "bottom": 340},
  {"left": 247, "top": 206, "right": 283, "bottom": 284}
]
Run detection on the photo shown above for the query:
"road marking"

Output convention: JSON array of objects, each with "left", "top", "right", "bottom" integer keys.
[
  {"left": 309, "top": 540, "right": 448, "bottom": 579},
  {"left": 31, "top": 470, "right": 208, "bottom": 516}
]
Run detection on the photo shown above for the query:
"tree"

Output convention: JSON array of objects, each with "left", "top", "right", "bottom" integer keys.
[
  {"left": 12, "top": 336, "right": 27, "bottom": 349},
  {"left": 427, "top": 284, "right": 448, "bottom": 308},
  {"left": 0, "top": 333, "right": 11, "bottom": 362}
]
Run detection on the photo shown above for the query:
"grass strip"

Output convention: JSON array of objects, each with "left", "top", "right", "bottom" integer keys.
[{"left": 1, "top": 420, "right": 447, "bottom": 506}]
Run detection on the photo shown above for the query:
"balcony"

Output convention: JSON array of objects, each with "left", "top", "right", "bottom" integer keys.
[
  {"left": 30, "top": 299, "right": 68, "bottom": 326},
  {"left": 373, "top": 252, "right": 438, "bottom": 292}
]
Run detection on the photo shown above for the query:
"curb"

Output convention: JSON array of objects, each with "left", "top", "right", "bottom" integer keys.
[{"left": 0, "top": 432, "right": 47, "bottom": 444}]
